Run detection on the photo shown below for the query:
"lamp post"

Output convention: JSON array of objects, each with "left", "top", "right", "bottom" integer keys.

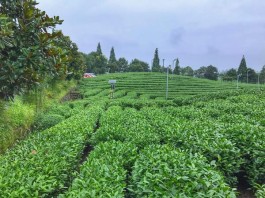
[
  {"left": 237, "top": 74, "right": 242, "bottom": 89},
  {"left": 172, "top": 59, "right": 177, "bottom": 75},
  {"left": 247, "top": 69, "right": 250, "bottom": 84},
  {"left": 166, "top": 59, "right": 177, "bottom": 100},
  {"left": 151, "top": 59, "right": 153, "bottom": 72},
  {"left": 258, "top": 73, "right": 260, "bottom": 90},
  {"left": 166, "top": 64, "right": 169, "bottom": 100}
]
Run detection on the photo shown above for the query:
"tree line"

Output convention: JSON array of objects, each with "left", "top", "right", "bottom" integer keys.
[
  {"left": 85, "top": 45, "right": 219, "bottom": 81},
  {"left": 0, "top": 0, "right": 85, "bottom": 99},
  {"left": 151, "top": 48, "right": 219, "bottom": 80},
  {"left": 86, "top": 45, "right": 265, "bottom": 84},
  {"left": 83, "top": 43, "right": 149, "bottom": 74},
  {"left": 222, "top": 55, "right": 265, "bottom": 84}
]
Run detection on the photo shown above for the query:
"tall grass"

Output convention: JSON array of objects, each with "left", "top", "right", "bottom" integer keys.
[{"left": 0, "top": 80, "right": 76, "bottom": 154}]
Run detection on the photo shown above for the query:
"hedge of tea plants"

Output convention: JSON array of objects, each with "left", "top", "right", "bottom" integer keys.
[
  {"left": 63, "top": 141, "right": 137, "bottom": 197},
  {"left": 129, "top": 144, "right": 236, "bottom": 197},
  {"left": 0, "top": 105, "right": 103, "bottom": 197}
]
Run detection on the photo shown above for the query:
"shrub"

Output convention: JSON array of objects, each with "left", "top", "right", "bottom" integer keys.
[
  {"left": 256, "top": 184, "right": 265, "bottom": 198},
  {"left": 129, "top": 144, "right": 236, "bottom": 197},
  {"left": 64, "top": 141, "right": 137, "bottom": 197},
  {"left": 0, "top": 105, "right": 103, "bottom": 197},
  {"left": 34, "top": 114, "right": 65, "bottom": 131}
]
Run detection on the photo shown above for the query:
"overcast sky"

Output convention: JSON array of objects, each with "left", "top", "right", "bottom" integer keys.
[{"left": 37, "top": 0, "right": 265, "bottom": 71}]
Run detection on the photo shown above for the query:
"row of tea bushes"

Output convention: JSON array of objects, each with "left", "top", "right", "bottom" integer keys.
[
  {"left": 0, "top": 105, "right": 103, "bottom": 197},
  {"left": 33, "top": 99, "right": 92, "bottom": 131},
  {"left": 91, "top": 105, "right": 243, "bottom": 185},
  {"left": 90, "top": 106, "right": 160, "bottom": 149},
  {"left": 140, "top": 107, "right": 243, "bottom": 185},
  {"left": 186, "top": 94, "right": 265, "bottom": 187},
  {"left": 129, "top": 144, "right": 237, "bottom": 197},
  {"left": 62, "top": 141, "right": 137, "bottom": 197}
]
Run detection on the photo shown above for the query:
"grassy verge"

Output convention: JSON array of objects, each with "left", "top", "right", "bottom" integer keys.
[{"left": 0, "top": 80, "right": 76, "bottom": 154}]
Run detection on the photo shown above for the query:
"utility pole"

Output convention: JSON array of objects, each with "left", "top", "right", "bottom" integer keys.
[
  {"left": 258, "top": 73, "right": 260, "bottom": 90},
  {"left": 166, "top": 64, "right": 169, "bottom": 100},
  {"left": 247, "top": 69, "right": 250, "bottom": 84},
  {"left": 237, "top": 74, "right": 242, "bottom": 89},
  {"left": 172, "top": 59, "right": 177, "bottom": 75}
]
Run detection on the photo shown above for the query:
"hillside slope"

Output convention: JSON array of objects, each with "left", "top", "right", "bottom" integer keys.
[{"left": 79, "top": 72, "right": 261, "bottom": 100}]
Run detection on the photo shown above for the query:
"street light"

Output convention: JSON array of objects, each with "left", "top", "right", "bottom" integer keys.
[
  {"left": 166, "top": 59, "right": 177, "bottom": 100},
  {"left": 258, "top": 73, "right": 260, "bottom": 90},
  {"left": 172, "top": 59, "right": 177, "bottom": 75},
  {"left": 166, "top": 64, "right": 169, "bottom": 100},
  {"left": 151, "top": 59, "right": 153, "bottom": 72},
  {"left": 237, "top": 74, "right": 242, "bottom": 89},
  {"left": 163, "top": 59, "right": 165, "bottom": 71},
  {"left": 247, "top": 69, "right": 250, "bottom": 84}
]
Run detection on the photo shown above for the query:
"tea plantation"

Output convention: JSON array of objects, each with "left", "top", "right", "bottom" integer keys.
[{"left": 0, "top": 73, "right": 264, "bottom": 197}]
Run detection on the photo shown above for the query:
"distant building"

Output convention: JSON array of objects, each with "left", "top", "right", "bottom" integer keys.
[{"left": 83, "top": 73, "right": 96, "bottom": 78}]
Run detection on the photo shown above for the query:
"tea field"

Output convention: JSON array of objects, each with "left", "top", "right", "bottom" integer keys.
[
  {"left": 0, "top": 73, "right": 264, "bottom": 197},
  {"left": 79, "top": 72, "right": 261, "bottom": 100}
]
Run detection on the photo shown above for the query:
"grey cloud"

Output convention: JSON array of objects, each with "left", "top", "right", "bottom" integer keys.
[
  {"left": 207, "top": 46, "right": 220, "bottom": 55},
  {"left": 170, "top": 28, "right": 185, "bottom": 45},
  {"left": 37, "top": 0, "right": 265, "bottom": 71}
]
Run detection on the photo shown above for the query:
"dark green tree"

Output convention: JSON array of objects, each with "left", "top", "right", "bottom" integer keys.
[
  {"left": 85, "top": 52, "right": 96, "bottom": 73},
  {"left": 223, "top": 68, "right": 237, "bottom": 81},
  {"left": 247, "top": 68, "right": 257, "bottom": 83},
  {"left": 108, "top": 47, "right": 118, "bottom": 73},
  {"left": 65, "top": 42, "right": 86, "bottom": 80},
  {"left": 117, "top": 57, "right": 128, "bottom": 72},
  {"left": 181, "top": 66, "right": 194, "bottom": 76},
  {"left": 96, "top": 42, "right": 102, "bottom": 55},
  {"left": 237, "top": 55, "right": 248, "bottom": 82},
  {"left": 195, "top": 66, "right": 218, "bottom": 80},
  {"left": 128, "top": 59, "right": 149, "bottom": 72},
  {"left": 194, "top": 66, "right": 207, "bottom": 78},
  {"left": 260, "top": 65, "right": 265, "bottom": 84},
  {"left": 85, "top": 52, "right": 107, "bottom": 74},
  {"left": 152, "top": 48, "right": 161, "bottom": 72},
  {"left": 173, "top": 59, "right": 181, "bottom": 75},
  {"left": 0, "top": 0, "right": 64, "bottom": 98},
  {"left": 204, "top": 65, "right": 218, "bottom": 80}
]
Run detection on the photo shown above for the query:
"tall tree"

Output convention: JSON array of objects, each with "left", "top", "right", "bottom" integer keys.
[
  {"left": 117, "top": 57, "right": 128, "bottom": 72},
  {"left": 152, "top": 48, "right": 161, "bottom": 72},
  {"left": 195, "top": 65, "right": 218, "bottom": 80},
  {"left": 173, "top": 58, "right": 181, "bottom": 75},
  {"left": 247, "top": 68, "right": 257, "bottom": 84},
  {"left": 181, "top": 66, "right": 193, "bottom": 76},
  {"left": 204, "top": 65, "right": 218, "bottom": 80},
  {"left": 85, "top": 52, "right": 107, "bottom": 74},
  {"left": 96, "top": 42, "right": 102, "bottom": 55},
  {"left": 260, "top": 65, "right": 265, "bottom": 84},
  {"left": 194, "top": 66, "right": 207, "bottom": 78},
  {"left": 0, "top": 0, "right": 64, "bottom": 98},
  {"left": 237, "top": 55, "right": 248, "bottom": 82},
  {"left": 108, "top": 47, "right": 116, "bottom": 63},
  {"left": 65, "top": 42, "right": 86, "bottom": 80},
  {"left": 108, "top": 47, "right": 117, "bottom": 73},
  {"left": 223, "top": 68, "right": 237, "bottom": 81},
  {"left": 128, "top": 59, "right": 149, "bottom": 72}
]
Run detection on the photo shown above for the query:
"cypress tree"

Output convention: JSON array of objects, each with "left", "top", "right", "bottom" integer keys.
[
  {"left": 109, "top": 47, "right": 116, "bottom": 63},
  {"left": 96, "top": 42, "right": 102, "bottom": 55},
  {"left": 108, "top": 47, "right": 117, "bottom": 73},
  {"left": 173, "top": 58, "right": 181, "bottom": 75},
  {"left": 152, "top": 48, "right": 161, "bottom": 72},
  {"left": 237, "top": 55, "right": 248, "bottom": 82}
]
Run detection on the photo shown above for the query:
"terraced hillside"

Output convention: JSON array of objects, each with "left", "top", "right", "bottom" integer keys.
[
  {"left": 1, "top": 73, "right": 264, "bottom": 197},
  {"left": 79, "top": 72, "right": 261, "bottom": 100}
]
